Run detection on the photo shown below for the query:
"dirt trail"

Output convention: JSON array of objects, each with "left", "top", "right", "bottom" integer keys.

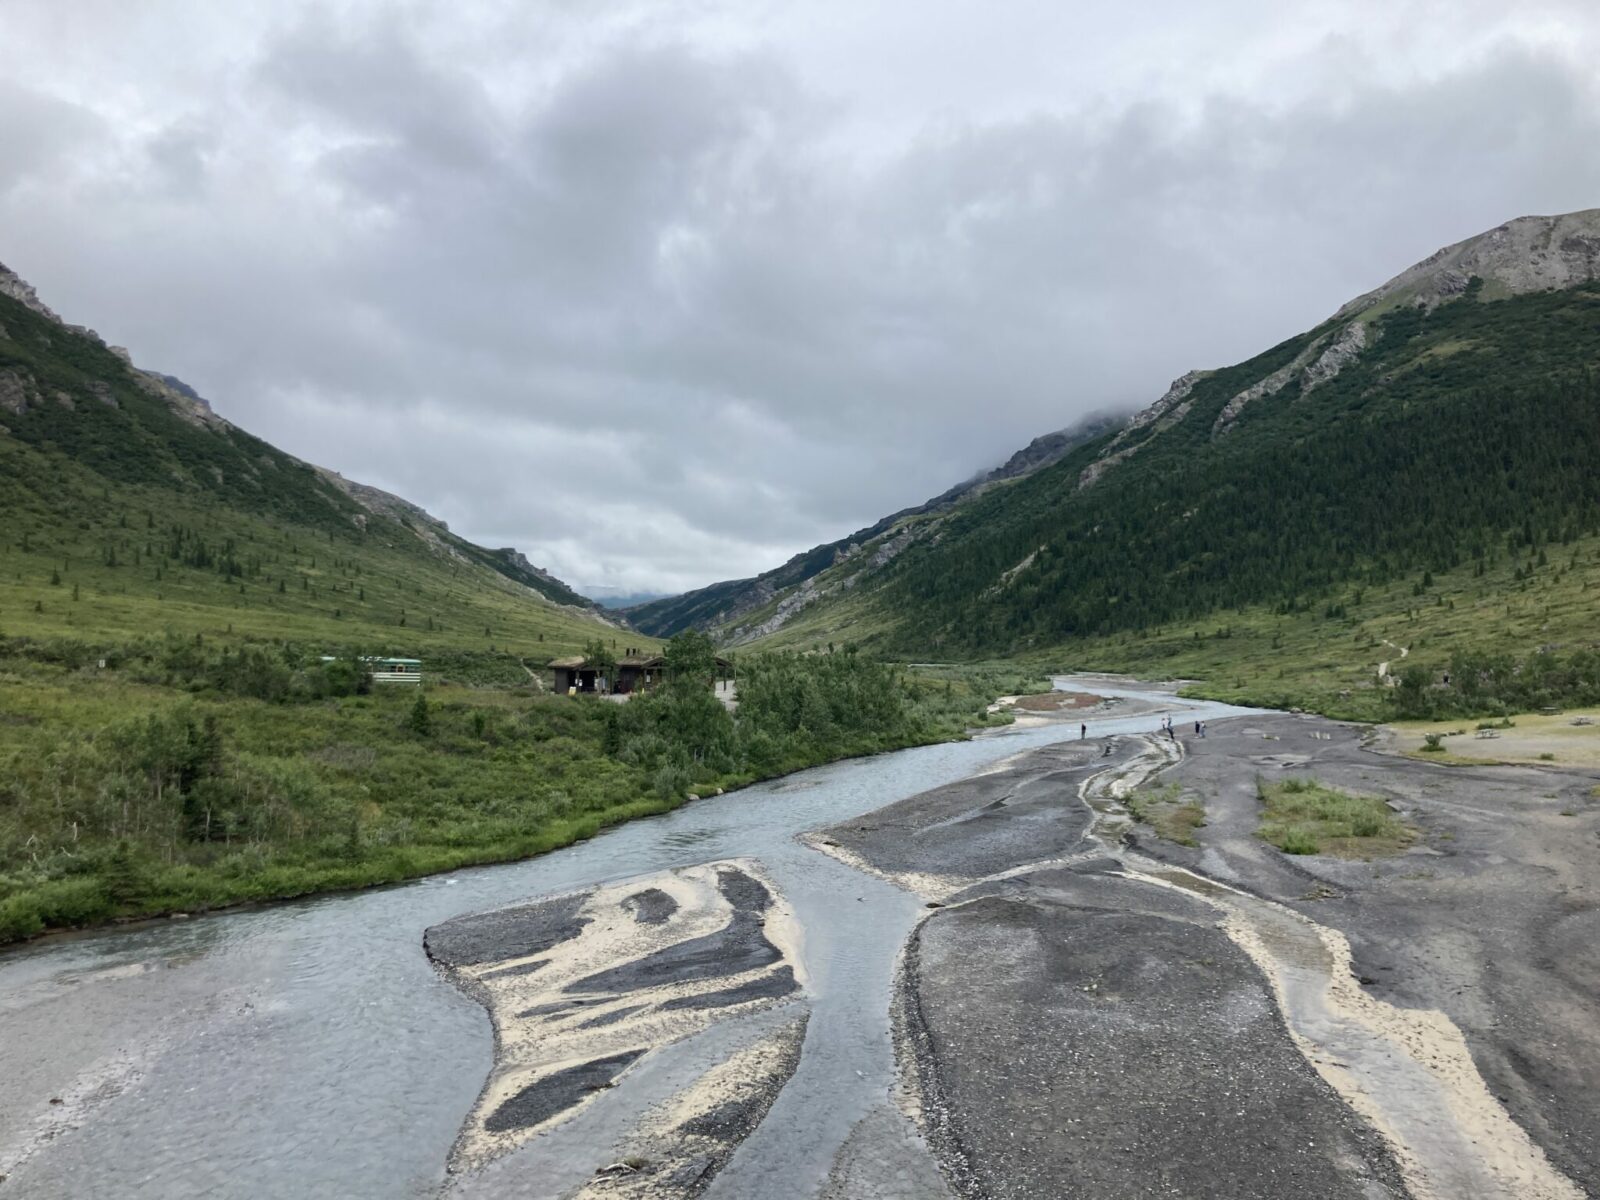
[{"left": 1376, "top": 639, "right": 1410, "bottom": 681}]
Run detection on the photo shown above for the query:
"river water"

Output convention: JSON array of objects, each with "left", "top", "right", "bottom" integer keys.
[{"left": 0, "top": 681, "right": 1258, "bottom": 1198}]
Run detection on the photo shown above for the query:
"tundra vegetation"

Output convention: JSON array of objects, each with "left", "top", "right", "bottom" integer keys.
[
  {"left": 1255, "top": 776, "right": 1414, "bottom": 856},
  {"left": 0, "top": 628, "right": 1039, "bottom": 943},
  {"left": 745, "top": 284, "right": 1600, "bottom": 720},
  {"left": 1122, "top": 782, "right": 1207, "bottom": 846},
  {"left": 0, "top": 278, "right": 1044, "bottom": 944}
]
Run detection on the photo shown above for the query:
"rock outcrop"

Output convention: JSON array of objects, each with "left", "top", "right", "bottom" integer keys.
[
  {"left": 0, "top": 261, "right": 63, "bottom": 323},
  {"left": 1077, "top": 372, "right": 1204, "bottom": 488},
  {"left": 1336, "top": 209, "right": 1600, "bottom": 318},
  {"left": 1211, "top": 339, "right": 1330, "bottom": 436},
  {"left": 1301, "top": 321, "right": 1368, "bottom": 394}
]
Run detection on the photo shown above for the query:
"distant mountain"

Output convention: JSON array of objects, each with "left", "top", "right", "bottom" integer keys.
[
  {"left": 0, "top": 259, "right": 612, "bottom": 649},
  {"left": 643, "top": 209, "right": 1600, "bottom": 656},
  {"left": 623, "top": 411, "right": 1122, "bottom": 638},
  {"left": 589, "top": 591, "right": 671, "bottom": 610}
]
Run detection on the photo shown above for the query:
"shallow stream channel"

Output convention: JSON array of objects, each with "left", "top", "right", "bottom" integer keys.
[{"left": 0, "top": 680, "right": 1255, "bottom": 1199}]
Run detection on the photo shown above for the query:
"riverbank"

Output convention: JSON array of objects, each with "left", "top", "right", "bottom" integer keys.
[
  {"left": 0, "top": 657, "right": 1046, "bottom": 947},
  {"left": 0, "top": 682, "right": 1166, "bottom": 1198},
  {"left": 7, "top": 676, "right": 1593, "bottom": 1197},
  {"left": 819, "top": 705, "right": 1599, "bottom": 1198}
]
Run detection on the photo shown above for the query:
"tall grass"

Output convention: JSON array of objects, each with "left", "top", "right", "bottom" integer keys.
[
  {"left": 0, "top": 638, "right": 1026, "bottom": 945},
  {"left": 1256, "top": 776, "right": 1413, "bottom": 856}
]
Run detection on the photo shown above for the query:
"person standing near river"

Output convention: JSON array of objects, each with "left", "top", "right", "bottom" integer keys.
[{"left": 1081, "top": 723, "right": 1087, "bottom": 739}]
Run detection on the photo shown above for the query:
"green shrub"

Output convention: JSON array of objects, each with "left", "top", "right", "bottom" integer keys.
[
  {"left": 1257, "top": 776, "right": 1412, "bottom": 856},
  {"left": 651, "top": 763, "right": 693, "bottom": 801},
  {"left": 1277, "top": 827, "right": 1321, "bottom": 855},
  {"left": 0, "top": 894, "right": 45, "bottom": 941}
]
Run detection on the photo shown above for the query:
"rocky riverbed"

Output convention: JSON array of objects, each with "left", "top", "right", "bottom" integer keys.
[
  {"left": 3, "top": 679, "right": 1595, "bottom": 1199},
  {"left": 429, "top": 689, "right": 1598, "bottom": 1199}
]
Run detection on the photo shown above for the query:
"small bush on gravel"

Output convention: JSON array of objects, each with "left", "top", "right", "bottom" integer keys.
[
  {"left": 1256, "top": 776, "right": 1414, "bottom": 857},
  {"left": 1124, "top": 783, "right": 1207, "bottom": 847}
]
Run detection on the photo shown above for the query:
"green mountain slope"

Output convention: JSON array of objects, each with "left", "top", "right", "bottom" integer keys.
[
  {"left": 624, "top": 412, "right": 1121, "bottom": 638},
  {"left": 696, "top": 210, "right": 1600, "bottom": 709},
  {"left": 0, "top": 262, "right": 615, "bottom": 657}
]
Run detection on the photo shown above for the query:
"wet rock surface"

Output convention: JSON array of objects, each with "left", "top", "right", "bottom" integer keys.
[
  {"left": 485, "top": 1050, "right": 644, "bottom": 1133},
  {"left": 816, "top": 741, "right": 1104, "bottom": 885},
  {"left": 567, "top": 868, "right": 779, "bottom": 994},
  {"left": 659, "top": 965, "right": 798, "bottom": 1012},
  {"left": 426, "top": 892, "right": 590, "bottom": 968},
  {"left": 903, "top": 872, "right": 1407, "bottom": 1198},
  {"left": 1158, "top": 715, "right": 1600, "bottom": 1196},
  {"left": 623, "top": 888, "right": 680, "bottom": 926},
  {"left": 572, "top": 1015, "right": 810, "bottom": 1200}
]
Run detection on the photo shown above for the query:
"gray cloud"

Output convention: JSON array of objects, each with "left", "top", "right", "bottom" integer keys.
[{"left": 3, "top": 2, "right": 1600, "bottom": 594}]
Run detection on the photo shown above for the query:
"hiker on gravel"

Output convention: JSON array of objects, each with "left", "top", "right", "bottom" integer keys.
[{"left": 1081, "top": 723, "right": 1087, "bottom": 739}]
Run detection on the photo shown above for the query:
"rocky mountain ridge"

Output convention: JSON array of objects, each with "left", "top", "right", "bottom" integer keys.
[
  {"left": 1073, "top": 209, "right": 1600, "bottom": 492},
  {"left": 1336, "top": 208, "right": 1600, "bottom": 318},
  {"left": 643, "top": 206, "right": 1600, "bottom": 655}
]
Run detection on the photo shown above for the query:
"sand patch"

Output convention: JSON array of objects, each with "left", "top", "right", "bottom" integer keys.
[
  {"left": 1130, "top": 864, "right": 1584, "bottom": 1200},
  {"left": 1387, "top": 712, "right": 1600, "bottom": 767},
  {"left": 572, "top": 1014, "right": 809, "bottom": 1199},
  {"left": 427, "top": 860, "right": 805, "bottom": 1171}
]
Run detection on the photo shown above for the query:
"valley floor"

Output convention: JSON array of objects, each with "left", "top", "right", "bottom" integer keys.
[
  {"left": 433, "top": 682, "right": 1599, "bottom": 1199},
  {"left": 3, "top": 678, "right": 1596, "bottom": 1199},
  {"left": 816, "top": 703, "right": 1598, "bottom": 1198}
]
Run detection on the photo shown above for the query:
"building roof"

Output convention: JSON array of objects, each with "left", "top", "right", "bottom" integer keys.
[{"left": 549, "top": 654, "right": 732, "bottom": 671}]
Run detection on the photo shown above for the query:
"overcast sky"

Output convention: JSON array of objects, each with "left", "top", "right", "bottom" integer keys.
[{"left": 4, "top": 1, "right": 1600, "bottom": 597}]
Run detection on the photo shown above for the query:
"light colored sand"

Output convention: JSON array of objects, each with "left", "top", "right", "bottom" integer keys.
[
  {"left": 799, "top": 832, "right": 962, "bottom": 902},
  {"left": 1213, "top": 894, "right": 1583, "bottom": 1200},
  {"left": 449, "top": 860, "right": 803, "bottom": 1170},
  {"left": 573, "top": 1014, "right": 810, "bottom": 1199},
  {"left": 1388, "top": 712, "right": 1600, "bottom": 767}
]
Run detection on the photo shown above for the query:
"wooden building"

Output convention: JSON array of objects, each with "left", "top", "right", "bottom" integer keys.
[{"left": 550, "top": 653, "right": 731, "bottom": 696}]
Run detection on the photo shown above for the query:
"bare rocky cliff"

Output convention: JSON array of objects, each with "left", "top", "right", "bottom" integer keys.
[{"left": 1336, "top": 209, "right": 1600, "bottom": 317}]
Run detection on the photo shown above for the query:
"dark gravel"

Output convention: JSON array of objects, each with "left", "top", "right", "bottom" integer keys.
[
  {"left": 818, "top": 742, "right": 1102, "bottom": 881},
  {"left": 902, "top": 865, "right": 1408, "bottom": 1199},
  {"left": 622, "top": 887, "right": 680, "bottom": 926},
  {"left": 1160, "top": 714, "right": 1600, "bottom": 1194},
  {"left": 659, "top": 965, "right": 798, "bottom": 1012},
  {"left": 424, "top": 891, "right": 590, "bottom": 967},
  {"left": 565, "top": 866, "right": 780, "bottom": 994},
  {"left": 484, "top": 1049, "right": 644, "bottom": 1133}
]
